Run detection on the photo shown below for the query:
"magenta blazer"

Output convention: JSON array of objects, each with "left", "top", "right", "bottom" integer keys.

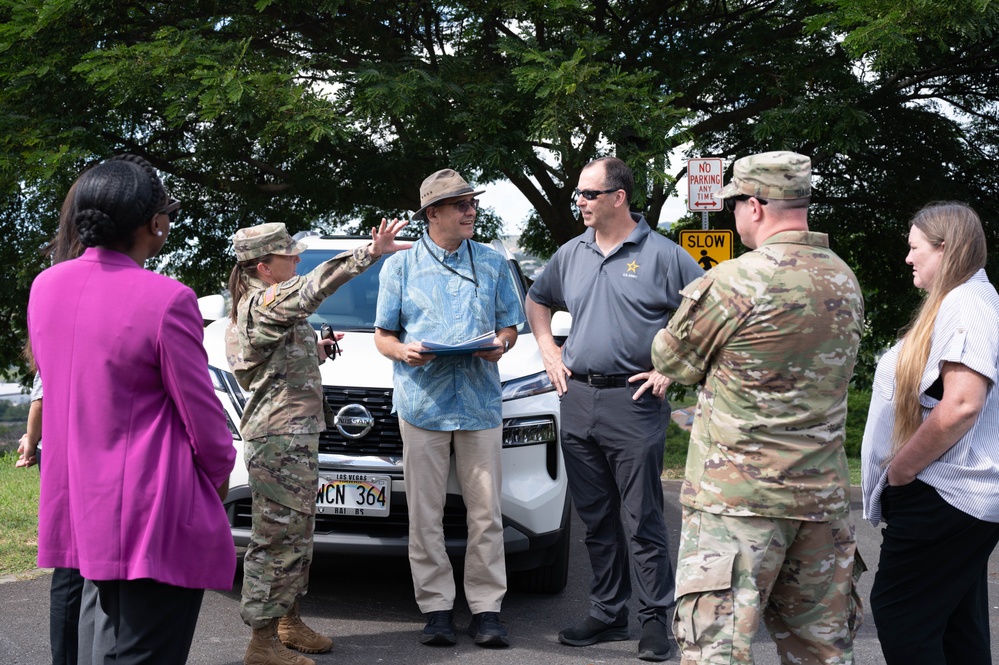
[{"left": 27, "top": 248, "right": 237, "bottom": 590}]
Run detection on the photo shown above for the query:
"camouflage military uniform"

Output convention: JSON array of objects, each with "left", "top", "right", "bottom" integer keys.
[
  {"left": 653, "top": 216, "right": 865, "bottom": 661},
  {"left": 226, "top": 238, "right": 375, "bottom": 629}
]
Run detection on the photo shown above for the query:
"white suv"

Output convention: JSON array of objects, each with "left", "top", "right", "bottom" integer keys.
[{"left": 199, "top": 234, "right": 570, "bottom": 593}]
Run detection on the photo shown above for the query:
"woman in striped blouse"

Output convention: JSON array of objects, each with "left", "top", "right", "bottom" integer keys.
[{"left": 861, "top": 201, "right": 999, "bottom": 665}]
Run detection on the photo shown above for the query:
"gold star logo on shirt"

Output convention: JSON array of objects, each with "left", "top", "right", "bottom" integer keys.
[{"left": 626, "top": 260, "right": 639, "bottom": 273}]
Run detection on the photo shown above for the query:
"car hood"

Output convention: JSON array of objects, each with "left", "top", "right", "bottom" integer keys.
[{"left": 202, "top": 319, "right": 544, "bottom": 386}]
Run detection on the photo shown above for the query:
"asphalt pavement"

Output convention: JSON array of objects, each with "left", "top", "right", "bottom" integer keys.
[{"left": 3, "top": 480, "right": 999, "bottom": 664}]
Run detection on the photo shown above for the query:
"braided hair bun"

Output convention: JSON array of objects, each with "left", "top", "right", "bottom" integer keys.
[
  {"left": 75, "top": 208, "right": 119, "bottom": 248},
  {"left": 73, "top": 155, "right": 169, "bottom": 249}
]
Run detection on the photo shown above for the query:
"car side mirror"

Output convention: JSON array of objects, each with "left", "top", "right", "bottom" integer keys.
[
  {"left": 551, "top": 310, "right": 572, "bottom": 338},
  {"left": 198, "top": 294, "right": 227, "bottom": 323}
]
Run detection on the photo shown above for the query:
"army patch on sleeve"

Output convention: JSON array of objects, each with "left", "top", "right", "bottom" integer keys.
[{"left": 261, "top": 285, "right": 279, "bottom": 307}]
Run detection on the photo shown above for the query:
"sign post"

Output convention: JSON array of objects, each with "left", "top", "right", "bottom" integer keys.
[
  {"left": 683, "top": 158, "right": 730, "bottom": 266},
  {"left": 687, "top": 158, "right": 723, "bottom": 230}
]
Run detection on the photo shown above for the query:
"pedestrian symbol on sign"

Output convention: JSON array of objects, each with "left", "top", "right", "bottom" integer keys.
[{"left": 697, "top": 250, "right": 718, "bottom": 270}]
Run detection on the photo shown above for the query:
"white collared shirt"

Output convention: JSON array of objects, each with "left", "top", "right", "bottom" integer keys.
[{"left": 862, "top": 270, "right": 999, "bottom": 524}]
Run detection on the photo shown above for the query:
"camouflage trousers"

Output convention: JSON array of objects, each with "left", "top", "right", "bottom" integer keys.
[
  {"left": 240, "top": 433, "right": 319, "bottom": 629},
  {"left": 673, "top": 506, "right": 865, "bottom": 665}
]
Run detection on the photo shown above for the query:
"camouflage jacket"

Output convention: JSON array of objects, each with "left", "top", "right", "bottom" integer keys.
[
  {"left": 652, "top": 231, "right": 863, "bottom": 521},
  {"left": 225, "top": 246, "right": 375, "bottom": 440}
]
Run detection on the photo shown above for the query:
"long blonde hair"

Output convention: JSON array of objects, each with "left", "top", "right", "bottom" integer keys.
[{"left": 891, "top": 202, "right": 986, "bottom": 455}]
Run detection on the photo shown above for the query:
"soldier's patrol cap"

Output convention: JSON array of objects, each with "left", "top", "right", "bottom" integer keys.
[
  {"left": 715, "top": 151, "right": 812, "bottom": 200},
  {"left": 232, "top": 222, "right": 306, "bottom": 262}
]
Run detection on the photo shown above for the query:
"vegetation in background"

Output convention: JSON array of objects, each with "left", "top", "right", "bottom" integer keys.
[
  {"left": 0, "top": 399, "right": 29, "bottom": 422},
  {"left": 0, "top": 401, "right": 29, "bottom": 455},
  {"left": 0, "top": 403, "right": 39, "bottom": 578},
  {"left": 664, "top": 421, "right": 692, "bottom": 480},
  {"left": 0, "top": 451, "right": 39, "bottom": 578},
  {"left": 844, "top": 388, "right": 872, "bottom": 458},
  {"left": 1, "top": 0, "right": 998, "bottom": 384}
]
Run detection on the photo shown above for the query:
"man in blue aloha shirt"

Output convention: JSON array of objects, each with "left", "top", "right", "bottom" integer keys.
[{"left": 374, "top": 168, "right": 524, "bottom": 649}]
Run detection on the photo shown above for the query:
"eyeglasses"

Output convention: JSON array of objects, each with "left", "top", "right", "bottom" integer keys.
[
  {"left": 724, "top": 195, "right": 768, "bottom": 212},
  {"left": 158, "top": 198, "right": 181, "bottom": 224},
  {"left": 574, "top": 188, "right": 621, "bottom": 201},
  {"left": 441, "top": 198, "right": 480, "bottom": 213},
  {"left": 320, "top": 323, "right": 342, "bottom": 361}
]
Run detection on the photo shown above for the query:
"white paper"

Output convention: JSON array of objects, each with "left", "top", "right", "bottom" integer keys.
[{"left": 421, "top": 331, "right": 496, "bottom": 351}]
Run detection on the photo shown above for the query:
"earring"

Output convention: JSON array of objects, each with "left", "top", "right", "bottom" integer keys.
[{"left": 156, "top": 230, "right": 163, "bottom": 237}]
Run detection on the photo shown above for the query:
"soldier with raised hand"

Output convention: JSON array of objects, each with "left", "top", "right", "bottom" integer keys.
[
  {"left": 651, "top": 151, "right": 866, "bottom": 665},
  {"left": 226, "top": 219, "right": 409, "bottom": 665}
]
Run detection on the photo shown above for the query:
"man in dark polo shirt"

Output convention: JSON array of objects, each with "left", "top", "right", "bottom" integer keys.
[{"left": 526, "top": 156, "right": 703, "bottom": 662}]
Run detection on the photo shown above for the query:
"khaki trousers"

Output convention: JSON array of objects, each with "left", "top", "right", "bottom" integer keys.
[{"left": 400, "top": 419, "right": 506, "bottom": 614}]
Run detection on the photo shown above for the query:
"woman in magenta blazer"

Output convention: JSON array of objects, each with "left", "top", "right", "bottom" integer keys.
[{"left": 27, "top": 155, "right": 236, "bottom": 664}]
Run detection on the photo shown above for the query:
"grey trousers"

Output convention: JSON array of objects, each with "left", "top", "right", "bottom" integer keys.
[
  {"left": 77, "top": 579, "right": 115, "bottom": 665},
  {"left": 559, "top": 381, "right": 676, "bottom": 625},
  {"left": 94, "top": 579, "right": 203, "bottom": 665}
]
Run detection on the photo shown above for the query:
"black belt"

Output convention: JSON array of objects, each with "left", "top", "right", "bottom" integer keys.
[{"left": 569, "top": 373, "right": 630, "bottom": 388}]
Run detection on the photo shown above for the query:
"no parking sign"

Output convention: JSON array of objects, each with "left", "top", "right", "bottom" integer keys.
[{"left": 687, "top": 158, "right": 724, "bottom": 212}]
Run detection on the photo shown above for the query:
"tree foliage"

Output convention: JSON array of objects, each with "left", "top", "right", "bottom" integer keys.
[{"left": 2, "top": 0, "right": 998, "bottom": 383}]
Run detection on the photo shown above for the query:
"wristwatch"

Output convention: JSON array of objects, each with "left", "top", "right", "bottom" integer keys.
[{"left": 502, "top": 339, "right": 511, "bottom": 353}]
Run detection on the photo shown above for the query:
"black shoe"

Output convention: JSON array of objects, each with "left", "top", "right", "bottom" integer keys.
[
  {"left": 468, "top": 611, "right": 510, "bottom": 647},
  {"left": 637, "top": 615, "right": 672, "bottom": 662},
  {"left": 558, "top": 615, "right": 630, "bottom": 647},
  {"left": 420, "top": 610, "right": 457, "bottom": 645}
]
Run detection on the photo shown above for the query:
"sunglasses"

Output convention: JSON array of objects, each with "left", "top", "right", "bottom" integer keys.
[
  {"left": 158, "top": 198, "right": 181, "bottom": 224},
  {"left": 320, "top": 323, "right": 342, "bottom": 360},
  {"left": 724, "top": 195, "right": 768, "bottom": 212},
  {"left": 573, "top": 188, "right": 621, "bottom": 201},
  {"left": 441, "top": 198, "right": 480, "bottom": 213}
]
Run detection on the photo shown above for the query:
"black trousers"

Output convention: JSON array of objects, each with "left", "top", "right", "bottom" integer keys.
[
  {"left": 94, "top": 579, "right": 204, "bottom": 665},
  {"left": 559, "top": 382, "right": 675, "bottom": 625},
  {"left": 49, "top": 567, "right": 83, "bottom": 665},
  {"left": 871, "top": 479, "right": 999, "bottom": 665}
]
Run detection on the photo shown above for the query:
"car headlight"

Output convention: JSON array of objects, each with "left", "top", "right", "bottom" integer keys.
[
  {"left": 502, "top": 416, "right": 557, "bottom": 448},
  {"left": 501, "top": 370, "right": 555, "bottom": 401}
]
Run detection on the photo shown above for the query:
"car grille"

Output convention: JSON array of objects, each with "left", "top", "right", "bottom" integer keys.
[{"left": 320, "top": 386, "right": 403, "bottom": 457}]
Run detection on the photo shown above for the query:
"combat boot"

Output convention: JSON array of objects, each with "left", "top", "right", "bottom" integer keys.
[
  {"left": 278, "top": 601, "right": 333, "bottom": 654},
  {"left": 244, "top": 619, "right": 315, "bottom": 665}
]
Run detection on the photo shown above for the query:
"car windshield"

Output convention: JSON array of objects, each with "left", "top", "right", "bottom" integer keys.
[
  {"left": 299, "top": 249, "right": 384, "bottom": 330},
  {"left": 299, "top": 246, "right": 531, "bottom": 333}
]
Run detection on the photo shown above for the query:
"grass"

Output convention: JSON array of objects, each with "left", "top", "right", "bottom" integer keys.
[{"left": 0, "top": 451, "right": 41, "bottom": 578}]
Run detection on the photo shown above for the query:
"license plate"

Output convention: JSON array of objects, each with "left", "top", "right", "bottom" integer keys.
[{"left": 316, "top": 473, "right": 390, "bottom": 517}]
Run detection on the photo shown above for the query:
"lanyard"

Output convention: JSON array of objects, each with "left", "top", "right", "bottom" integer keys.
[{"left": 421, "top": 235, "right": 479, "bottom": 292}]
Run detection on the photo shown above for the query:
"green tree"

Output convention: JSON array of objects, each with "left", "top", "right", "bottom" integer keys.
[{"left": 2, "top": 0, "right": 998, "bottom": 383}]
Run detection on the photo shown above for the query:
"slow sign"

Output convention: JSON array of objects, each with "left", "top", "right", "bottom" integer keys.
[{"left": 679, "top": 229, "right": 733, "bottom": 270}]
